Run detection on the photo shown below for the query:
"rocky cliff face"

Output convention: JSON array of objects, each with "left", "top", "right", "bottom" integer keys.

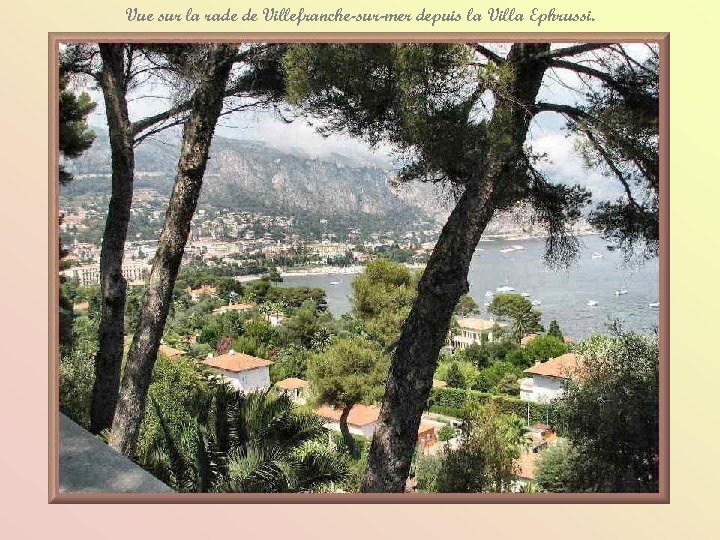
[
  {"left": 200, "top": 138, "right": 414, "bottom": 216},
  {"left": 63, "top": 132, "right": 427, "bottom": 223},
  {"left": 62, "top": 131, "right": 594, "bottom": 237}
]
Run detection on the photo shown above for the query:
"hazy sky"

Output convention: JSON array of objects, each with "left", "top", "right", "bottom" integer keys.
[{"left": 80, "top": 43, "right": 654, "bottom": 204}]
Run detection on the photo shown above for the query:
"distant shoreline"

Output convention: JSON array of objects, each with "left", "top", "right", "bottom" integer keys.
[{"left": 233, "top": 233, "right": 600, "bottom": 282}]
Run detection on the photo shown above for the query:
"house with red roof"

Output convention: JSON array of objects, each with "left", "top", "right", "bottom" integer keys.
[
  {"left": 519, "top": 352, "right": 580, "bottom": 403},
  {"left": 315, "top": 404, "right": 439, "bottom": 452},
  {"left": 202, "top": 350, "right": 273, "bottom": 393}
]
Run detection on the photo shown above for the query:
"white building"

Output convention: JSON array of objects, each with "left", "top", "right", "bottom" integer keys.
[
  {"left": 450, "top": 317, "right": 507, "bottom": 349},
  {"left": 60, "top": 262, "right": 150, "bottom": 287},
  {"left": 315, "top": 404, "right": 439, "bottom": 452},
  {"left": 519, "top": 353, "right": 580, "bottom": 403},
  {"left": 315, "top": 404, "right": 379, "bottom": 439},
  {"left": 202, "top": 350, "right": 273, "bottom": 393}
]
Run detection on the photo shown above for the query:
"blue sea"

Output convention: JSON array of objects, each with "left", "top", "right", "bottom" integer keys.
[{"left": 280, "top": 235, "right": 660, "bottom": 340}]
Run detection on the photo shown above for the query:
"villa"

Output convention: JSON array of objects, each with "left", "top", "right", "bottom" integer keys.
[
  {"left": 519, "top": 352, "right": 580, "bottom": 403},
  {"left": 201, "top": 350, "right": 273, "bottom": 393},
  {"left": 450, "top": 317, "right": 507, "bottom": 349},
  {"left": 315, "top": 404, "right": 439, "bottom": 452}
]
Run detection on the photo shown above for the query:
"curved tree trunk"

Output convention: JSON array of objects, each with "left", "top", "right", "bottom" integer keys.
[
  {"left": 339, "top": 404, "right": 359, "bottom": 459},
  {"left": 362, "top": 44, "right": 551, "bottom": 492},
  {"left": 91, "top": 44, "right": 135, "bottom": 434},
  {"left": 109, "top": 45, "right": 237, "bottom": 456}
]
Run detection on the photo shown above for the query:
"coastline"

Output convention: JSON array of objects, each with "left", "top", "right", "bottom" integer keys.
[{"left": 233, "top": 233, "right": 600, "bottom": 282}]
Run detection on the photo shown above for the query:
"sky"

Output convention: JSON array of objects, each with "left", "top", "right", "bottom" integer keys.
[{"left": 78, "top": 42, "right": 654, "bottom": 205}]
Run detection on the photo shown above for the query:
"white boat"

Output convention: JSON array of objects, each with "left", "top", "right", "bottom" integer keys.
[
  {"left": 484, "top": 302, "right": 490, "bottom": 307},
  {"left": 531, "top": 300, "right": 542, "bottom": 306},
  {"left": 587, "top": 300, "right": 599, "bottom": 307},
  {"left": 520, "top": 292, "right": 531, "bottom": 298},
  {"left": 485, "top": 290, "right": 494, "bottom": 298},
  {"left": 592, "top": 252, "right": 603, "bottom": 259},
  {"left": 614, "top": 289, "right": 628, "bottom": 296},
  {"left": 496, "top": 285, "right": 515, "bottom": 293},
  {"left": 329, "top": 281, "right": 341, "bottom": 285},
  {"left": 499, "top": 245, "right": 525, "bottom": 254},
  {"left": 512, "top": 245, "right": 525, "bottom": 250},
  {"left": 649, "top": 302, "right": 660, "bottom": 308}
]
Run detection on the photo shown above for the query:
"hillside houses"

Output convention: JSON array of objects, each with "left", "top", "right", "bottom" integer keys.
[
  {"left": 201, "top": 350, "right": 274, "bottom": 393},
  {"left": 519, "top": 352, "right": 581, "bottom": 403}
]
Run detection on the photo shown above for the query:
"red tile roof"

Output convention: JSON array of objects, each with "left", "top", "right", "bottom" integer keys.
[
  {"left": 202, "top": 351, "right": 273, "bottom": 373},
  {"left": 418, "top": 422, "right": 436, "bottom": 435},
  {"left": 315, "top": 404, "right": 380, "bottom": 427},
  {"left": 524, "top": 353, "right": 580, "bottom": 379},
  {"left": 275, "top": 377, "right": 309, "bottom": 390}
]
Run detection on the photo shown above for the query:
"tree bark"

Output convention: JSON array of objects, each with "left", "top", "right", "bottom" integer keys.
[
  {"left": 91, "top": 44, "right": 135, "bottom": 434},
  {"left": 108, "top": 44, "right": 237, "bottom": 456},
  {"left": 339, "top": 404, "right": 359, "bottom": 459},
  {"left": 362, "top": 43, "right": 551, "bottom": 492}
]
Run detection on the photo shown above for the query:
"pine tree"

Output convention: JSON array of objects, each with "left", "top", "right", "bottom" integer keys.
[
  {"left": 58, "top": 76, "right": 96, "bottom": 347},
  {"left": 446, "top": 362, "right": 466, "bottom": 389},
  {"left": 285, "top": 43, "right": 659, "bottom": 492},
  {"left": 547, "top": 320, "right": 564, "bottom": 342}
]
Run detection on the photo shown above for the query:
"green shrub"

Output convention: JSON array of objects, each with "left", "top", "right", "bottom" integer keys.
[
  {"left": 415, "top": 453, "right": 443, "bottom": 492},
  {"left": 59, "top": 343, "right": 96, "bottom": 429},
  {"left": 426, "top": 386, "right": 559, "bottom": 426},
  {"left": 438, "top": 424, "right": 455, "bottom": 442}
]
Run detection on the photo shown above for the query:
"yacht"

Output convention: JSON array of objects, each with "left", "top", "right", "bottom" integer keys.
[
  {"left": 614, "top": 289, "right": 628, "bottom": 296},
  {"left": 496, "top": 285, "right": 515, "bottom": 293},
  {"left": 587, "top": 300, "right": 599, "bottom": 307}
]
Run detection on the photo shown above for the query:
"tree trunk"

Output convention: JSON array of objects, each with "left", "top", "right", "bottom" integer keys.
[
  {"left": 90, "top": 44, "right": 135, "bottom": 434},
  {"left": 362, "top": 43, "right": 551, "bottom": 492},
  {"left": 339, "top": 404, "right": 359, "bottom": 459},
  {"left": 108, "top": 45, "right": 237, "bottom": 456}
]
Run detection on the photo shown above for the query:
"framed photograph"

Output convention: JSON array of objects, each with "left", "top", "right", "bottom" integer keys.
[{"left": 50, "top": 33, "right": 668, "bottom": 503}]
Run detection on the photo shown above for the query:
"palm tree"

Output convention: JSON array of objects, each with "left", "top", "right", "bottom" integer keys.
[{"left": 143, "top": 384, "right": 348, "bottom": 493}]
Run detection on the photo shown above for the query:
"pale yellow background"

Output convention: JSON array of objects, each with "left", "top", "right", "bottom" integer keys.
[{"left": 0, "top": 0, "right": 715, "bottom": 537}]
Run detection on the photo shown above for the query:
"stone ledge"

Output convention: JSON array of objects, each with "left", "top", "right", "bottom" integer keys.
[{"left": 59, "top": 413, "right": 173, "bottom": 493}]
